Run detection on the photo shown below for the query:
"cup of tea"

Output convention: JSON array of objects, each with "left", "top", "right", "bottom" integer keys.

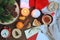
[{"left": 42, "top": 14, "right": 52, "bottom": 25}]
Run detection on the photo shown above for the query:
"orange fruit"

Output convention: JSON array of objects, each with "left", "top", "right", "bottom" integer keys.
[{"left": 16, "top": 22, "right": 24, "bottom": 29}]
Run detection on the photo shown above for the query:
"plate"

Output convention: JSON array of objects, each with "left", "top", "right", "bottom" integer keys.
[{"left": 0, "top": 2, "right": 19, "bottom": 25}]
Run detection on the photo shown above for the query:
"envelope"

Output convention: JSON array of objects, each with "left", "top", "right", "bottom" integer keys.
[
  {"left": 28, "top": 33, "right": 38, "bottom": 40},
  {"left": 20, "top": 0, "right": 30, "bottom": 8},
  {"left": 24, "top": 27, "right": 40, "bottom": 40}
]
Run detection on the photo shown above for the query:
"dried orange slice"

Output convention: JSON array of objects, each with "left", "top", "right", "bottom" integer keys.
[
  {"left": 16, "top": 22, "right": 24, "bottom": 29},
  {"left": 19, "top": 16, "right": 26, "bottom": 20}
]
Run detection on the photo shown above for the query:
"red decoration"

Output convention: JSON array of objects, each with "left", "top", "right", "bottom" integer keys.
[
  {"left": 29, "top": 0, "right": 49, "bottom": 10},
  {"left": 29, "top": 0, "right": 35, "bottom": 7},
  {"left": 51, "top": 12, "right": 55, "bottom": 16},
  {"left": 35, "top": 0, "right": 49, "bottom": 10},
  {"left": 28, "top": 33, "right": 38, "bottom": 40}
]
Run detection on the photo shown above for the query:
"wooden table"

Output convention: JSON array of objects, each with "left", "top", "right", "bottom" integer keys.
[
  {"left": 0, "top": 0, "right": 50, "bottom": 40},
  {"left": 0, "top": 0, "right": 27, "bottom": 40}
]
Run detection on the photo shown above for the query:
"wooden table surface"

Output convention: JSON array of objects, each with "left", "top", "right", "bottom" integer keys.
[
  {"left": 0, "top": 0, "right": 27, "bottom": 40},
  {"left": 0, "top": 0, "right": 51, "bottom": 40}
]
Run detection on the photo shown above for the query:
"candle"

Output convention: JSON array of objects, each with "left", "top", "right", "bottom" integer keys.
[{"left": 21, "top": 8, "right": 30, "bottom": 16}]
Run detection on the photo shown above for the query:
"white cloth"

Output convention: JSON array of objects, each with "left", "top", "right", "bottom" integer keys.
[
  {"left": 49, "top": 22, "right": 60, "bottom": 40},
  {"left": 36, "top": 25, "right": 50, "bottom": 40},
  {"left": 36, "top": 31, "right": 49, "bottom": 40},
  {"left": 49, "top": 0, "right": 60, "bottom": 40}
]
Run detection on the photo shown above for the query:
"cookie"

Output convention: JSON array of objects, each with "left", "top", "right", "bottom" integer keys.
[{"left": 33, "top": 19, "right": 41, "bottom": 26}]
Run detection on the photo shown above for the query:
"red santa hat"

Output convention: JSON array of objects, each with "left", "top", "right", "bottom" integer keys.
[{"left": 29, "top": 0, "right": 49, "bottom": 10}]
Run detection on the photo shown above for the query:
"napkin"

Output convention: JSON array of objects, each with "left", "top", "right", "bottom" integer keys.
[
  {"left": 28, "top": 33, "right": 38, "bottom": 40},
  {"left": 24, "top": 27, "right": 40, "bottom": 40}
]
